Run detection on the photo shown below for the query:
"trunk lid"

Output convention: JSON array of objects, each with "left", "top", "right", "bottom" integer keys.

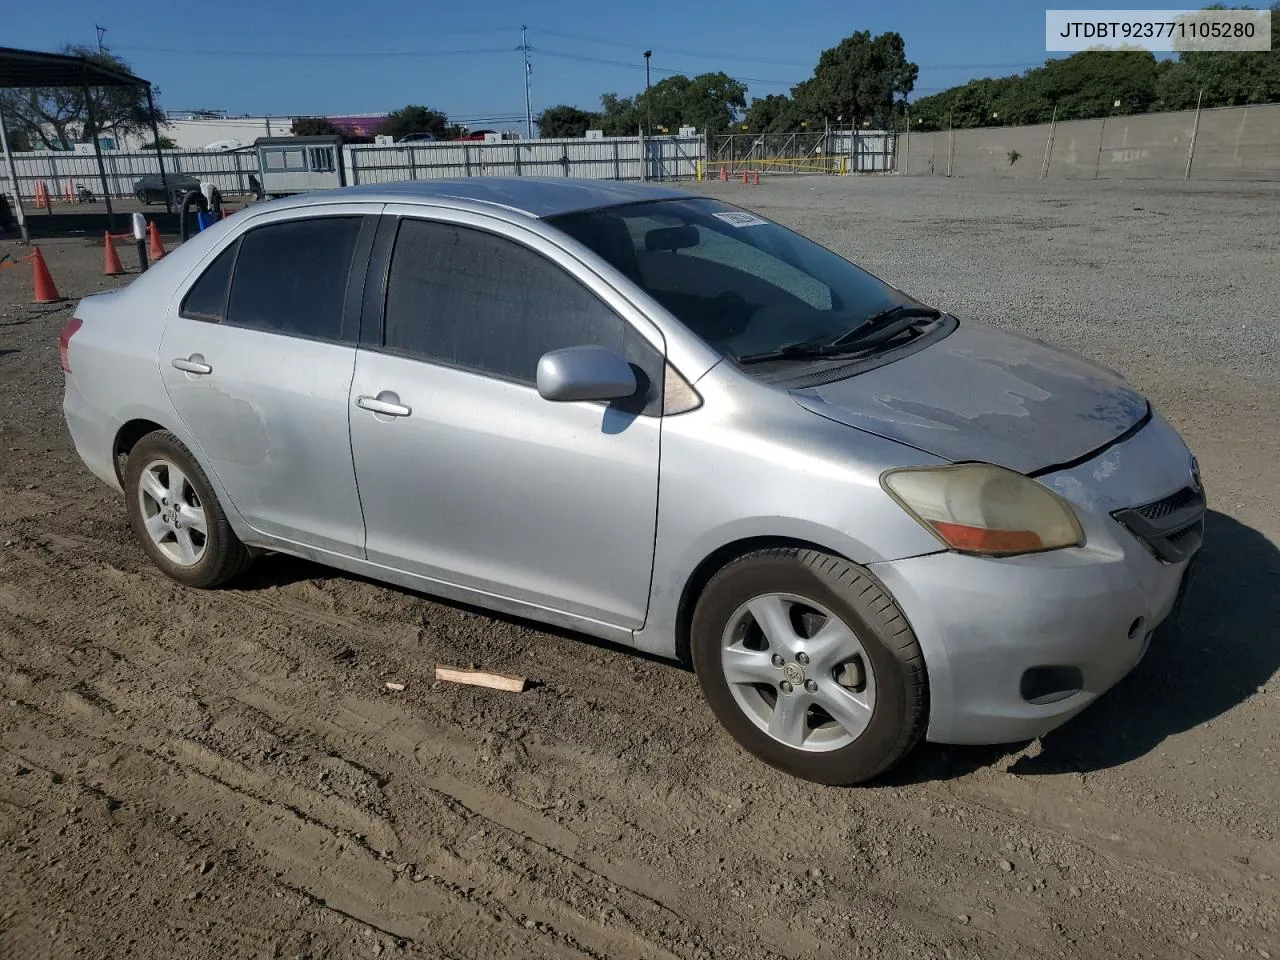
[{"left": 790, "top": 321, "right": 1149, "bottom": 475}]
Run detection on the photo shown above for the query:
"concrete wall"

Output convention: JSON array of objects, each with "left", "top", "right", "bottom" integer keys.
[{"left": 900, "top": 103, "right": 1280, "bottom": 181}]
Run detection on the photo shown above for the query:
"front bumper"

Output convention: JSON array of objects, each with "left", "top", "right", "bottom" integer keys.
[
  {"left": 869, "top": 411, "right": 1202, "bottom": 745},
  {"left": 872, "top": 544, "right": 1190, "bottom": 744}
]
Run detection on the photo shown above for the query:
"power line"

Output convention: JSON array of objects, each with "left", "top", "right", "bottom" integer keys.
[
  {"left": 116, "top": 40, "right": 1047, "bottom": 76},
  {"left": 114, "top": 44, "right": 514, "bottom": 59},
  {"left": 532, "top": 27, "right": 814, "bottom": 67},
  {"left": 535, "top": 47, "right": 800, "bottom": 86}
]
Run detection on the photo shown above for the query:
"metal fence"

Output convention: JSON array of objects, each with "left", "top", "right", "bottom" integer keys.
[
  {"left": 898, "top": 102, "right": 1280, "bottom": 181},
  {"left": 1, "top": 149, "right": 260, "bottom": 201},
  {"left": 709, "top": 131, "right": 896, "bottom": 176},
  {"left": 1, "top": 134, "right": 708, "bottom": 203},
  {"left": 345, "top": 135, "right": 705, "bottom": 185}
]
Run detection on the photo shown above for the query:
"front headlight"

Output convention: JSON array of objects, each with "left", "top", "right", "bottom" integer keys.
[{"left": 882, "top": 463, "right": 1084, "bottom": 557}]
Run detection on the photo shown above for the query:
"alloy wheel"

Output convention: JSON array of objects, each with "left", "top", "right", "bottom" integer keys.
[{"left": 720, "top": 592, "right": 877, "bottom": 752}]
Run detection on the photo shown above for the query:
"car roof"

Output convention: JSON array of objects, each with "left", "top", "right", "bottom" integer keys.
[{"left": 271, "top": 177, "right": 696, "bottom": 219}]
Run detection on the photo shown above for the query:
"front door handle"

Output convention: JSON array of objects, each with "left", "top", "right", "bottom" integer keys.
[
  {"left": 172, "top": 355, "right": 212, "bottom": 375},
  {"left": 356, "top": 392, "right": 411, "bottom": 417}
]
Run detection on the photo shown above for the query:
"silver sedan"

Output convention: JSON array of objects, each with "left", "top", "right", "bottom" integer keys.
[{"left": 60, "top": 178, "right": 1204, "bottom": 784}]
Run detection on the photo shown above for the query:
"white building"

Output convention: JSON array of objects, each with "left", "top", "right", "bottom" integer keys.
[{"left": 116, "top": 114, "right": 300, "bottom": 152}]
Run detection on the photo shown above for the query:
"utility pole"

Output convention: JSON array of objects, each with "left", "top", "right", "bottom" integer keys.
[
  {"left": 643, "top": 50, "right": 653, "bottom": 136},
  {"left": 521, "top": 26, "right": 533, "bottom": 139},
  {"left": 95, "top": 24, "right": 107, "bottom": 53}
]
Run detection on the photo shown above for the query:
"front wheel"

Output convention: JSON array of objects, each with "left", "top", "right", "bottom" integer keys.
[
  {"left": 123, "top": 431, "right": 252, "bottom": 588},
  {"left": 690, "top": 548, "right": 927, "bottom": 785}
]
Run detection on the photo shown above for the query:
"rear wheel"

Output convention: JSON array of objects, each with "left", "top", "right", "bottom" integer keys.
[
  {"left": 135, "top": 189, "right": 149, "bottom": 205},
  {"left": 123, "top": 431, "right": 251, "bottom": 588},
  {"left": 690, "top": 548, "right": 927, "bottom": 785}
]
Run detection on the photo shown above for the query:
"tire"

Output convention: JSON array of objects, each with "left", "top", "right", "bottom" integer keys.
[
  {"left": 123, "top": 431, "right": 252, "bottom": 588},
  {"left": 135, "top": 189, "right": 150, "bottom": 205},
  {"left": 690, "top": 548, "right": 927, "bottom": 785}
]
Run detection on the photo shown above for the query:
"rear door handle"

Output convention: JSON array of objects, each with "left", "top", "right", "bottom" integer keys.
[
  {"left": 356, "top": 393, "right": 411, "bottom": 417},
  {"left": 172, "top": 355, "right": 212, "bottom": 375}
]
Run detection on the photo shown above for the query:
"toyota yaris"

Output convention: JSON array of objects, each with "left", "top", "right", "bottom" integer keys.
[{"left": 60, "top": 178, "right": 1204, "bottom": 784}]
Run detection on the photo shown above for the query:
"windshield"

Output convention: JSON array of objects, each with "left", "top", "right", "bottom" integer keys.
[{"left": 546, "top": 197, "right": 921, "bottom": 362}]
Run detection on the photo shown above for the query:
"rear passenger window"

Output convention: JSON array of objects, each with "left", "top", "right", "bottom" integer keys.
[
  {"left": 225, "top": 216, "right": 363, "bottom": 341},
  {"left": 180, "top": 240, "right": 239, "bottom": 322},
  {"left": 384, "top": 219, "right": 650, "bottom": 388}
]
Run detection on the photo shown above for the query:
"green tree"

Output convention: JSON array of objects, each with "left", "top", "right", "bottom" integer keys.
[
  {"left": 0, "top": 44, "right": 163, "bottom": 150},
  {"left": 599, "top": 72, "right": 747, "bottom": 136},
  {"left": 536, "top": 105, "right": 599, "bottom": 138},
  {"left": 290, "top": 116, "right": 340, "bottom": 136},
  {"left": 743, "top": 94, "right": 796, "bottom": 132},
  {"left": 909, "top": 50, "right": 1166, "bottom": 130},
  {"left": 375, "top": 105, "right": 449, "bottom": 141},
  {"left": 1155, "top": 5, "right": 1280, "bottom": 109},
  {"left": 598, "top": 92, "right": 641, "bottom": 135},
  {"left": 801, "top": 31, "right": 918, "bottom": 129},
  {"left": 1157, "top": 49, "right": 1280, "bottom": 108},
  {"left": 140, "top": 135, "right": 178, "bottom": 149}
]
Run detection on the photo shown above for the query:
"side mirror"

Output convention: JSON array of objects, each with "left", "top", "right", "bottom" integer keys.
[{"left": 536, "top": 346, "right": 637, "bottom": 403}]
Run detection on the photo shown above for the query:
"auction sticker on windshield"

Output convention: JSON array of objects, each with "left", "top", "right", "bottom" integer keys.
[{"left": 713, "top": 211, "right": 769, "bottom": 228}]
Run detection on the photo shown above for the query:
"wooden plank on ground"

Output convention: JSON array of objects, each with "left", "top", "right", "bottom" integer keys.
[{"left": 434, "top": 665, "right": 528, "bottom": 693}]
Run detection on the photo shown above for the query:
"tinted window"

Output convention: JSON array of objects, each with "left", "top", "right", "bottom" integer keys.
[
  {"left": 384, "top": 219, "right": 651, "bottom": 390},
  {"left": 226, "top": 217, "right": 363, "bottom": 341},
  {"left": 549, "top": 197, "right": 918, "bottom": 363},
  {"left": 180, "top": 239, "right": 239, "bottom": 322}
]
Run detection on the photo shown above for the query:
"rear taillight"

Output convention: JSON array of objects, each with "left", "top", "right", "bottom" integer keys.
[{"left": 59, "top": 317, "right": 83, "bottom": 373}]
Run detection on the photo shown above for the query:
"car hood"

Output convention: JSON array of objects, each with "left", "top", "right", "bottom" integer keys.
[{"left": 790, "top": 321, "right": 1149, "bottom": 475}]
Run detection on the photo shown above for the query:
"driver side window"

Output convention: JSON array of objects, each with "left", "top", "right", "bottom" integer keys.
[{"left": 381, "top": 218, "right": 665, "bottom": 415}]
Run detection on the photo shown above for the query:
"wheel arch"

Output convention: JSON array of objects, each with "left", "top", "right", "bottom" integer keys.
[
  {"left": 674, "top": 535, "right": 857, "bottom": 666},
  {"left": 110, "top": 417, "right": 255, "bottom": 545},
  {"left": 113, "top": 418, "right": 167, "bottom": 485}
]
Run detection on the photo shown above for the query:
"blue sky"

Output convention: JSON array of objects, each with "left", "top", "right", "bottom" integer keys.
[{"left": 8, "top": 0, "right": 1173, "bottom": 121}]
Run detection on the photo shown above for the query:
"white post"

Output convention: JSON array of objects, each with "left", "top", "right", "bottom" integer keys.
[
  {"left": 0, "top": 107, "right": 28, "bottom": 243},
  {"left": 1040, "top": 105, "right": 1058, "bottom": 179},
  {"left": 1185, "top": 89, "right": 1203, "bottom": 180},
  {"left": 903, "top": 109, "right": 910, "bottom": 175},
  {"left": 946, "top": 113, "right": 955, "bottom": 177}
]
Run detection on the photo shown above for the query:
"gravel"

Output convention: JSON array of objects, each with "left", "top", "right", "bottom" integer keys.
[
  {"left": 688, "top": 175, "right": 1280, "bottom": 381},
  {"left": 2, "top": 176, "right": 1279, "bottom": 959}
]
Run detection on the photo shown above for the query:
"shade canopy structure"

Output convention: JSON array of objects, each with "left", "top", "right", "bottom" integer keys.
[
  {"left": 0, "top": 46, "right": 170, "bottom": 240},
  {"left": 0, "top": 46, "right": 147, "bottom": 89}
]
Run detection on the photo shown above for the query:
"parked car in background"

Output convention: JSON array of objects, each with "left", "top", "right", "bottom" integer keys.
[
  {"left": 60, "top": 178, "right": 1204, "bottom": 785},
  {"left": 396, "top": 133, "right": 440, "bottom": 144},
  {"left": 133, "top": 173, "right": 201, "bottom": 206}
]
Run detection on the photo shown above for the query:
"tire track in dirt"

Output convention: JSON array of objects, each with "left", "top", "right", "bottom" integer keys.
[{"left": 4, "top": 511, "right": 1277, "bottom": 958}]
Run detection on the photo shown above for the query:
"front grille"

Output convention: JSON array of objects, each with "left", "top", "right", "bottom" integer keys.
[
  {"left": 1133, "top": 486, "right": 1201, "bottom": 522},
  {"left": 1112, "top": 485, "right": 1206, "bottom": 564}
]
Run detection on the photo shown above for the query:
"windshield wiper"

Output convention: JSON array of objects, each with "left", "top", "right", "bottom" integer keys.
[{"left": 737, "top": 304, "right": 942, "bottom": 364}]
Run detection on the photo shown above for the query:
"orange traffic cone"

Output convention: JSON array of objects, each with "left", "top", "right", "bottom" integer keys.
[
  {"left": 754, "top": 171, "right": 760, "bottom": 186},
  {"left": 31, "top": 247, "right": 62, "bottom": 303},
  {"left": 147, "top": 221, "right": 166, "bottom": 261},
  {"left": 64, "top": 182, "right": 74, "bottom": 204},
  {"left": 35, "top": 181, "right": 49, "bottom": 209},
  {"left": 719, "top": 165, "right": 728, "bottom": 182},
  {"left": 103, "top": 232, "right": 125, "bottom": 276},
  {"left": 741, "top": 170, "right": 749, "bottom": 184}
]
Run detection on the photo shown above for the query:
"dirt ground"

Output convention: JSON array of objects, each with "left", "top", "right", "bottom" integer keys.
[{"left": 1, "top": 176, "right": 1278, "bottom": 960}]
